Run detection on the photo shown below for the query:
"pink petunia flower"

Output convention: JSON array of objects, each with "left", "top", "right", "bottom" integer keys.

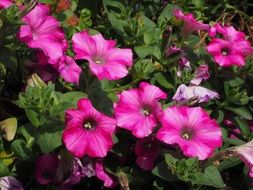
[
  {"left": 207, "top": 24, "right": 253, "bottom": 67},
  {"left": 134, "top": 137, "right": 161, "bottom": 170},
  {"left": 63, "top": 98, "right": 116, "bottom": 158},
  {"left": 172, "top": 84, "right": 219, "bottom": 103},
  {"left": 209, "top": 23, "right": 246, "bottom": 42},
  {"left": 0, "top": 0, "right": 12, "bottom": 9},
  {"left": 190, "top": 64, "right": 210, "bottom": 85},
  {"left": 156, "top": 106, "right": 222, "bottom": 160},
  {"left": 57, "top": 56, "right": 82, "bottom": 85},
  {"left": 207, "top": 38, "right": 248, "bottom": 67},
  {"left": 72, "top": 30, "right": 133, "bottom": 80},
  {"left": 114, "top": 82, "right": 167, "bottom": 138},
  {"left": 233, "top": 140, "right": 253, "bottom": 178},
  {"left": 17, "top": 4, "right": 67, "bottom": 64},
  {"left": 173, "top": 9, "right": 210, "bottom": 38},
  {"left": 35, "top": 154, "right": 59, "bottom": 185}
]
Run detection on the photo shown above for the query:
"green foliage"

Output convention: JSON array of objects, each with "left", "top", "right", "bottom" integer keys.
[{"left": 153, "top": 153, "right": 225, "bottom": 189}]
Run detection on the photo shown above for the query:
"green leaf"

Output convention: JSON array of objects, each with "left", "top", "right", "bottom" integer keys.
[
  {"left": 88, "top": 79, "right": 113, "bottom": 116},
  {"left": 58, "top": 91, "right": 86, "bottom": 104},
  {"left": 143, "top": 28, "right": 162, "bottom": 45},
  {"left": 193, "top": 166, "right": 224, "bottom": 188},
  {"left": 164, "top": 153, "right": 178, "bottom": 166},
  {"left": 135, "top": 46, "right": 161, "bottom": 59},
  {"left": 228, "top": 77, "right": 244, "bottom": 87},
  {"left": 11, "top": 140, "right": 32, "bottom": 160},
  {"left": 38, "top": 0, "right": 55, "bottom": 4},
  {"left": 158, "top": 4, "right": 180, "bottom": 26},
  {"left": 36, "top": 125, "right": 63, "bottom": 153},
  {"left": 224, "top": 106, "right": 252, "bottom": 120},
  {"left": 25, "top": 109, "right": 40, "bottom": 127},
  {"left": 234, "top": 116, "right": 251, "bottom": 137},
  {"left": 152, "top": 161, "right": 178, "bottom": 182},
  {"left": 218, "top": 157, "right": 241, "bottom": 171},
  {"left": 154, "top": 72, "right": 174, "bottom": 89},
  {"left": 0, "top": 160, "right": 12, "bottom": 177},
  {"left": 133, "top": 59, "right": 154, "bottom": 79}
]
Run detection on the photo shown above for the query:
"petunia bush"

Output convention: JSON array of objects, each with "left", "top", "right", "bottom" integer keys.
[{"left": 0, "top": 0, "right": 253, "bottom": 189}]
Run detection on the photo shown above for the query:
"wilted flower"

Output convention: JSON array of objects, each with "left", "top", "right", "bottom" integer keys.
[
  {"left": 72, "top": 30, "right": 133, "bottom": 80},
  {"left": 173, "top": 9, "right": 210, "bottom": 38},
  {"left": 157, "top": 106, "right": 223, "bottom": 160},
  {"left": 95, "top": 160, "right": 117, "bottom": 188},
  {"left": 134, "top": 137, "right": 161, "bottom": 170},
  {"left": 17, "top": 4, "right": 67, "bottom": 64},
  {"left": 63, "top": 98, "right": 116, "bottom": 158},
  {"left": 73, "top": 158, "right": 116, "bottom": 188},
  {"left": 24, "top": 52, "right": 57, "bottom": 83},
  {"left": 58, "top": 158, "right": 86, "bottom": 189},
  {"left": 35, "top": 154, "right": 59, "bottom": 185},
  {"left": 165, "top": 46, "right": 190, "bottom": 68},
  {"left": 172, "top": 84, "right": 219, "bottom": 103},
  {"left": 0, "top": 177, "right": 23, "bottom": 190},
  {"left": 233, "top": 140, "right": 253, "bottom": 178},
  {"left": 0, "top": 0, "right": 12, "bottom": 9},
  {"left": 115, "top": 82, "right": 167, "bottom": 138},
  {"left": 0, "top": 117, "right": 17, "bottom": 141},
  {"left": 190, "top": 64, "right": 210, "bottom": 85}
]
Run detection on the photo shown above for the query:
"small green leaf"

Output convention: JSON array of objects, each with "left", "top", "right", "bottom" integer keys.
[
  {"left": 154, "top": 72, "right": 174, "bottom": 89},
  {"left": 234, "top": 116, "right": 251, "bottom": 137},
  {"left": 224, "top": 106, "right": 252, "bottom": 120},
  {"left": 11, "top": 140, "right": 32, "bottom": 160},
  {"left": 25, "top": 109, "right": 40, "bottom": 127},
  {"left": 152, "top": 161, "right": 178, "bottom": 182},
  {"left": 36, "top": 124, "right": 63, "bottom": 153},
  {"left": 218, "top": 157, "right": 241, "bottom": 171},
  {"left": 193, "top": 166, "right": 224, "bottom": 188}
]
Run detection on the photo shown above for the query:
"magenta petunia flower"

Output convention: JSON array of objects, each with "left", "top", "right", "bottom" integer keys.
[
  {"left": 115, "top": 82, "right": 167, "bottom": 138},
  {"left": 173, "top": 9, "right": 210, "bottom": 38},
  {"left": 172, "top": 84, "right": 219, "bottom": 103},
  {"left": 72, "top": 30, "right": 133, "bottom": 80},
  {"left": 0, "top": 177, "right": 23, "bottom": 190},
  {"left": 63, "top": 98, "right": 116, "bottom": 158},
  {"left": 57, "top": 56, "right": 82, "bottom": 85},
  {"left": 134, "top": 137, "right": 161, "bottom": 170},
  {"left": 207, "top": 38, "right": 246, "bottom": 67},
  {"left": 0, "top": 0, "right": 12, "bottom": 9},
  {"left": 233, "top": 140, "right": 253, "bottom": 178},
  {"left": 190, "top": 64, "right": 210, "bottom": 85},
  {"left": 207, "top": 24, "right": 253, "bottom": 67},
  {"left": 35, "top": 154, "right": 59, "bottom": 185},
  {"left": 17, "top": 4, "right": 67, "bottom": 64},
  {"left": 157, "top": 106, "right": 222, "bottom": 160},
  {"left": 209, "top": 23, "right": 246, "bottom": 42}
]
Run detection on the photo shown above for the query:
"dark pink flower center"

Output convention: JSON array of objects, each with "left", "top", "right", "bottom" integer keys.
[
  {"left": 42, "top": 170, "right": 55, "bottom": 180},
  {"left": 141, "top": 105, "right": 152, "bottom": 116},
  {"left": 93, "top": 55, "right": 105, "bottom": 64},
  {"left": 83, "top": 119, "right": 96, "bottom": 130},
  {"left": 180, "top": 126, "right": 195, "bottom": 140},
  {"left": 221, "top": 47, "right": 230, "bottom": 56}
]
